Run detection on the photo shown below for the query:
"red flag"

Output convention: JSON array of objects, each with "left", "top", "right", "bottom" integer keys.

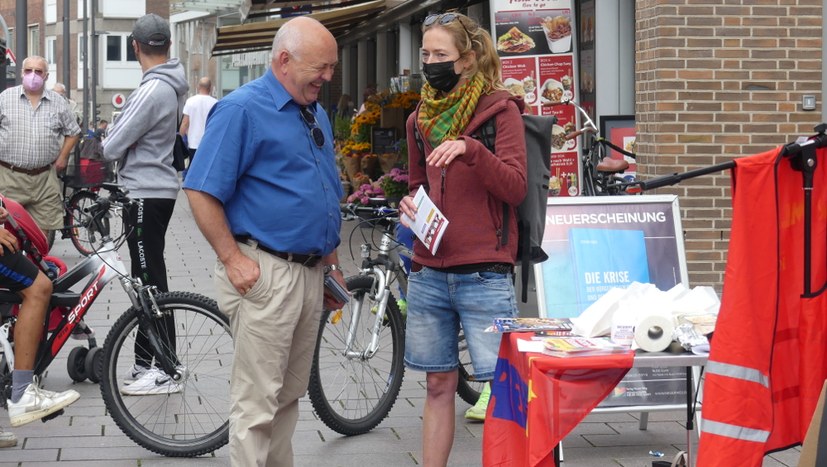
[{"left": 484, "top": 333, "right": 633, "bottom": 467}]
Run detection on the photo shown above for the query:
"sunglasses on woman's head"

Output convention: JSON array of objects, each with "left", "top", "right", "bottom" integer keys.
[
  {"left": 424, "top": 13, "right": 473, "bottom": 38},
  {"left": 299, "top": 106, "right": 326, "bottom": 149}
]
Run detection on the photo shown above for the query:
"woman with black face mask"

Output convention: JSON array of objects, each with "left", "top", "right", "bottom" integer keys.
[{"left": 397, "top": 12, "right": 528, "bottom": 467}]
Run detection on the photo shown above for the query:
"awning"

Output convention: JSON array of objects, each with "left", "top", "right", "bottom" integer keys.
[{"left": 212, "top": 0, "right": 386, "bottom": 57}]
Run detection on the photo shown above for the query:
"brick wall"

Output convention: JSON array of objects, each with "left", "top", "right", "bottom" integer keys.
[{"left": 634, "top": 0, "right": 824, "bottom": 290}]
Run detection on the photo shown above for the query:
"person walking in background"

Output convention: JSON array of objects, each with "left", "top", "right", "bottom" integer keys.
[
  {"left": 102, "top": 13, "right": 189, "bottom": 396},
  {"left": 51, "top": 82, "right": 78, "bottom": 113},
  {"left": 183, "top": 16, "right": 346, "bottom": 466},
  {"left": 336, "top": 93, "right": 353, "bottom": 119},
  {"left": 178, "top": 77, "right": 217, "bottom": 180},
  {"left": 397, "top": 12, "right": 527, "bottom": 466},
  {"left": 357, "top": 84, "right": 377, "bottom": 115},
  {"left": 0, "top": 56, "right": 81, "bottom": 235}
]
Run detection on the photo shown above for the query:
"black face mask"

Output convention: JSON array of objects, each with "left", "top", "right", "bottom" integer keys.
[{"left": 423, "top": 60, "right": 461, "bottom": 93}]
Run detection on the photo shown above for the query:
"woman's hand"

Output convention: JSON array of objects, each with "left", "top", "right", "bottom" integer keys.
[
  {"left": 398, "top": 195, "right": 417, "bottom": 228},
  {"left": 427, "top": 139, "right": 467, "bottom": 168}
]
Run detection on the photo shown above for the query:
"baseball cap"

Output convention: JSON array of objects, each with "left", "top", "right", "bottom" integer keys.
[{"left": 131, "top": 13, "right": 170, "bottom": 46}]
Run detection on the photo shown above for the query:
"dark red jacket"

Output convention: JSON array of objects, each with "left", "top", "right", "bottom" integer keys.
[{"left": 406, "top": 90, "right": 527, "bottom": 268}]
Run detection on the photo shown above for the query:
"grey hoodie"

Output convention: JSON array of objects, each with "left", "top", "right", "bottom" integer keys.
[{"left": 103, "top": 58, "right": 189, "bottom": 199}]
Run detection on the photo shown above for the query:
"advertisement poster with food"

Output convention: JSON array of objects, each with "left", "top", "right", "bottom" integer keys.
[
  {"left": 500, "top": 57, "right": 539, "bottom": 105},
  {"left": 491, "top": 0, "right": 579, "bottom": 196}
]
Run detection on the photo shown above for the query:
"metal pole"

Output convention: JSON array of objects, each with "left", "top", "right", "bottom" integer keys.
[
  {"left": 14, "top": 0, "right": 26, "bottom": 84},
  {"left": 82, "top": 0, "right": 88, "bottom": 130},
  {"left": 63, "top": 0, "right": 70, "bottom": 96},
  {"left": 90, "top": 0, "right": 97, "bottom": 125}
]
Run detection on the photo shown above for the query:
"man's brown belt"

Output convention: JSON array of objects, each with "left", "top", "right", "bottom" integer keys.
[{"left": 0, "top": 160, "right": 51, "bottom": 176}]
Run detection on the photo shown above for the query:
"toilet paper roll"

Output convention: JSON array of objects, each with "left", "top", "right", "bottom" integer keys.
[{"left": 634, "top": 314, "right": 675, "bottom": 352}]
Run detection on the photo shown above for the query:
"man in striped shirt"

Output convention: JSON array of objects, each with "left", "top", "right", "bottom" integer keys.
[{"left": 0, "top": 56, "right": 81, "bottom": 234}]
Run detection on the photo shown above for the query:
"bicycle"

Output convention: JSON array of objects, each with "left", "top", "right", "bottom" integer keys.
[
  {"left": 545, "top": 99, "right": 639, "bottom": 196},
  {"left": 0, "top": 186, "right": 231, "bottom": 457},
  {"left": 308, "top": 201, "right": 484, "bottom": 436},
  {"left": 56, "top": 158, "right": 125, "bottom": 256}
]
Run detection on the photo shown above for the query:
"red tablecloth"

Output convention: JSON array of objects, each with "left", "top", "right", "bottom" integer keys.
[{"left": 483, "top": 332, "right": 634, "bottom": 467}]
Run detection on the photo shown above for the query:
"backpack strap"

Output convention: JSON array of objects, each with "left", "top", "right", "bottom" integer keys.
[
  {"left": 473, "top": 118, "right": 511, "bottom": 248},
  {"left": 413, "top": 123, "right": 426, "bottom": 168}
]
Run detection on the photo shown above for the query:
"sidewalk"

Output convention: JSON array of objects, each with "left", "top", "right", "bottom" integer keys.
[{"left": 0, "top": 190, "right": 801, "bottom": 466}]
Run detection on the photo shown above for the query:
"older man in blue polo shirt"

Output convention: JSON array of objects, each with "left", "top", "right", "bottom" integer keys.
[{"left": 183, "top": 16, "right": 345, "bottom": 466}]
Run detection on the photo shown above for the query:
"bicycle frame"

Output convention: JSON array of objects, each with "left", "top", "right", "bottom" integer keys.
[
  {"left": 344, "top": 218, "right": 408, "bottom": 359},
  {"left": 545, "top": 99, "right": 637, "bottom": 196},
  {"left": 1, "top": 197, "right": 174, "bottom": 380},
  {"left": 1, "top": 240, "right": 127, "bottom": 374}
]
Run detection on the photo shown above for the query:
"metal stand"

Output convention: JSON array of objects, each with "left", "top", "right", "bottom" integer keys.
[{"left": 637, "top": 124, "right": 827, "bottom": 297}]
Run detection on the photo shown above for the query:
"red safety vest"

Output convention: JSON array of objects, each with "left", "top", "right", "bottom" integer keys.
[{"left": 697, "top": 147, "right": 827, "bottom": 465}]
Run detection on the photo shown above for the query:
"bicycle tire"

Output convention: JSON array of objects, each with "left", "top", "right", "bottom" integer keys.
[
  {"left": 99, "top": 292, "right": 231, "bottom": 457},
  {"left": 67, "top": 190, "right": 125, "bottom": 256},
  {"left": 456, "top": 329, "right": 484, "bottom": 405},
  {"left": 308, "top": 274, "right": 405, "bottom": 435},
  {"left": 66, "top": 191, "right": 98, "bottom": 255}
]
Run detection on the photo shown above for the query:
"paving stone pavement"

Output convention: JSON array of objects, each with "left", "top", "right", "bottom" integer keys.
[{"left": 0, "top": 190, "right": 802, "bottom": 466}]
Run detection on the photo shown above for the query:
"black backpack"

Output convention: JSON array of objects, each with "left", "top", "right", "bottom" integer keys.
[{"left": 413, "top": 113, "right": 556, "bottom": 302}]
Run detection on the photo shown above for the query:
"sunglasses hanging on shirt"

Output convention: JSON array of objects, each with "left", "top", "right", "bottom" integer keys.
[{"left": 299, "top": 106, "right": 326, "bottom": 149}]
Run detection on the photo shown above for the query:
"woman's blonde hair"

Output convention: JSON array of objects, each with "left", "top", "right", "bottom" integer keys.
[{"left": 422, "top": 13, "right": 506, "bottom": 94}]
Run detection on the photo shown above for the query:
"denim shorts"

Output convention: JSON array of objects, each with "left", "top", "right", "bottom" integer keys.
[{"left": 404, "top": 266, "right": 518, "bottom": 381}]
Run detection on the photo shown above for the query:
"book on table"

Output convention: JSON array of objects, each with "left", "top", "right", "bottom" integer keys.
[
  {"left": 542, "top": 336, "right": 630, "bottom": 358},
  {"left": 491, "top": 317, "right": 573, "bottom": 333}
]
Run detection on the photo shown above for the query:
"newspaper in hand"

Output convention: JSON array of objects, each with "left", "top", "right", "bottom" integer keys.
[{"left": 402, "top": 186, "right": 449, "bottom": 255}]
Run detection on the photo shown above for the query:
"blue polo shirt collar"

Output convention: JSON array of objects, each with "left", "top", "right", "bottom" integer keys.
[
  {"left": 264, "top": 68, "right": 296, "bottom": 112},
  {"left": 263, "top": 68, "right": 319, "bottom": 113}
]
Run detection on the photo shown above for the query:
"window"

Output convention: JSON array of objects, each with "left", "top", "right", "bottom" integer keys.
[
  {"left": 127, "top": 41, "right": 136, "bottom": 61},
  {"left": 106, "top": 36, "right": 121, "bottom": 61},
  {"left": 46, "top": 0, "right": 58, "bottom": 24},
  {"left": 105, "top": 34, "right": 138, "bottom": 63},
  {"left": 28, "top": 25, "right": 39, "bottom": 57},
  {"left": 45, "top": 37, "right": 56, "bottom": 64}
]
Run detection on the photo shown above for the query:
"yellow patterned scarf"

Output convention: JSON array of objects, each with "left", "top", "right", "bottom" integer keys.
[{"left": 417, "top": 73, "right": 485, "bottom": 149}]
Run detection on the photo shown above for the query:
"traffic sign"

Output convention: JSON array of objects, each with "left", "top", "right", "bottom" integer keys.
[{"left": 5, "top": 48, "right": 15, "bottom": 66}]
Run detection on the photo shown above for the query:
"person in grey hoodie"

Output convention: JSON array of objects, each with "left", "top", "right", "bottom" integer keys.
[{"left": 102, "top": 13, "right": 189, "bottom": 396}]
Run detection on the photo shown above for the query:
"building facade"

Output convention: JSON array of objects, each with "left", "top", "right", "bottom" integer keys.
[{"left": 0, "top": 0, "right": 211, "bottom": 128}]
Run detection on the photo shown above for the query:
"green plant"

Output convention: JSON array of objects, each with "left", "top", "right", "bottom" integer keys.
[{"left": 333, "top": 115, "right": 352, "bottom": 142}]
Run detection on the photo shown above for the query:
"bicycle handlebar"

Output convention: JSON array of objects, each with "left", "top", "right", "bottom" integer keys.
[
  {"left": 542, "top": 98, "right": 598, "bottom": 133},
  {"left": 597, "top": 137, "right": 637, "bottom": 160}
]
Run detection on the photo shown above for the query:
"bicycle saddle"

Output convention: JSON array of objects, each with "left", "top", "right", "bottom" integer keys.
[{"left": 596, "top": 156, "right": 629, "bottom": 173}]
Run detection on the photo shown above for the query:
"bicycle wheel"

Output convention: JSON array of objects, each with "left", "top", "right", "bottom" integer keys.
[
  {"left": 99, "top": 292, "right": 231, "bottom": 457},
  {"left": 308, "top": 274, "right": 405, "bottom": 435},
  {"left": 456, "top": 329, "right": 484, "bottom": 405},
  {"left": 66, "top": 191, "right": 97, "bottom": 255},
  {"left": 68, "top": 190, "right": 126, "bottom": 255}
]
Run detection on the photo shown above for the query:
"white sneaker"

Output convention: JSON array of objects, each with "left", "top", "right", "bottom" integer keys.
[
  {"left": 120, "top": 367, "right": 182, "bottom": 396},
  {"left": 70, "top": 325, "right": 95, "bottom": 341},
  {"left": 0, "top": 427, "right": 17, "bottom": 448},
  {"left": 122, "top": 364, "right": 150, "bottom": 385},
  {"left": 7, "top": 384, "right": 80, "bottom": 427}
]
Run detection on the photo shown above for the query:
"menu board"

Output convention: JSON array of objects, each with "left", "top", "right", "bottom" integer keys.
[{"left": 491, "top": 0, "right": 579, "bottom": 196}]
